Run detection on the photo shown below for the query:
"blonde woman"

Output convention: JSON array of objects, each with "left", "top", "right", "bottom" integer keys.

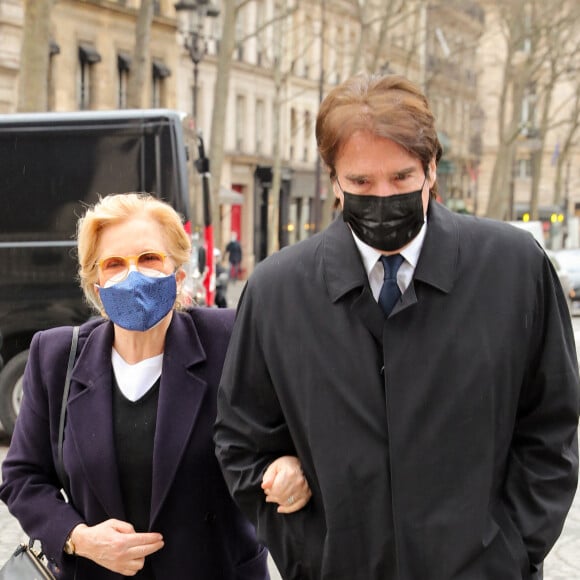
[{"left": 0, "top": 193, "right": 269, "bottom": 579}]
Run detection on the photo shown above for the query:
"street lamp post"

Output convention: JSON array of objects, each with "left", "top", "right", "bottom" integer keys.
[
  {"left": 175, "top": 0, "right": 219, "bottom": 305},
  {"left": 175, "top": 0, "right": 219, "bottom": 127}
]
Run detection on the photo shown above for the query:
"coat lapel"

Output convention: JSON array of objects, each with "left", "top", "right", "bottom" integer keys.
[
  {"left": 323, "top": 217, "right": 384, "bottom": 342},
  {"left": 149, "top": 312, "right": 208, "bottom": 526},
  {"left": 321, "top": 203, "right": 459, "bottom": 334},
  {"left": 67, "top": 322, "right": 126, "bottom": 519},
  {"left": 414, "top": 200, "right": 459, "bottom": 294},
  {"left": 66, "top": 314, "right": 210, "bottom": 525}
]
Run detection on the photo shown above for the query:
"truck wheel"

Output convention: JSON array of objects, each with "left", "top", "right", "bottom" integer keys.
[{"left": 0, "top": 350, "right": 29, "bottom": 436}]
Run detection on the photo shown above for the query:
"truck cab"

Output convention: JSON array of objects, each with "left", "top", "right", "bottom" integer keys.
[{"left": 0, "top": 109, "right": 197, "bottom": 434}]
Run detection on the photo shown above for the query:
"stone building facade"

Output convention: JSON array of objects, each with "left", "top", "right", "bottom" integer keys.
[
  {"left": 0, "top": 0, "right": 22, "bottom": 112},
  {"left": 2, "top": 0, "right": 578, "bottom": 267},
  {"left": 476, "top": 1, "right": 580, "bottom": 247}
]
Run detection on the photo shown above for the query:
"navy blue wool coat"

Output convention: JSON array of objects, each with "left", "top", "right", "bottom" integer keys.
[{"left": 1, "top": 308, "right": 269, "bottom": 580}]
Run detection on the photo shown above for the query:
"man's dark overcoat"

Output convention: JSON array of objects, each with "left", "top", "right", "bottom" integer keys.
[
  {"left": 215, "top": 200, "right": 580, "bottom": 580},
  {"left": 0, "top": 308, "right": 269, "bottom": 579}
]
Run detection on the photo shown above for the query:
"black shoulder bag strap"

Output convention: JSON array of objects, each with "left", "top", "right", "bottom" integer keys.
[{"left": 56, "top": 326, "right": 79, "bottom": 497}]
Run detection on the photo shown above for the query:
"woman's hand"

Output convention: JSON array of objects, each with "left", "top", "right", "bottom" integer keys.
[
  {"left": 261, "top": 455, "right": 312, "bottom": 514},
  {"left": 69, "top": 519, "right": 164, "bottom": 576}
]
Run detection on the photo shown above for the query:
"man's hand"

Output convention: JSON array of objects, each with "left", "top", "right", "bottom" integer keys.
[{"left": 262, "top": 455, "right": 312, "bottom": 514}]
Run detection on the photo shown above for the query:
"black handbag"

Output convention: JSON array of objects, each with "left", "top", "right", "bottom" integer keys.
[
  {"left": 0, "top": 540, "right": 56, "bottom": 579},
  {"left": 0, "top": 326, "right": 79, "bottom": 579}
]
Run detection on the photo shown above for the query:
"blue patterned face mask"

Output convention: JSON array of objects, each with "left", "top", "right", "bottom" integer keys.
[{"left": 97, "top": 270, "right": 177, "bottom": 331}]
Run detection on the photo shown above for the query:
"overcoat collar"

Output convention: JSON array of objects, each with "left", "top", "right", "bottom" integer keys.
[
  {"left": 413, "top": 199, "right": 459, "bottom": 294},
  {"left": 322, "top": 213, "right": 384, "bottom": 341},
  {"left": 322, "top": 201, "right": 459, "bottom": 340},
  {"left": 67, "top": 312, "right": 208, "bottom": 527}
]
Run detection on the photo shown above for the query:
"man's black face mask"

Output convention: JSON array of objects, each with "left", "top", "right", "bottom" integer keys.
[{"left": 340, "top": 179, "right": 426, "bottom": 252}]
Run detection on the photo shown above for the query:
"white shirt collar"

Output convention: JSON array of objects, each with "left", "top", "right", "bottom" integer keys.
[
  {"left": 112, "top": 348, "right": 163, "bottom": 402},
  {"left": 350, "top": 217, "right": 428, "bottom": 278}
]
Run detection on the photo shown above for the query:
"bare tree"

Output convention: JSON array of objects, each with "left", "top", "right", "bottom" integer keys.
[
  {"left": 483, "top": 0, "right": 580, "bottom": 220},
  {"left": 526, "top": 4, "right": 580, "bottom": 220},
  {"left": 267, "top": 0, "right": 309, "bottom": 253},
  {"left": 17, "top": 0, "right": 54, "bottom": 112},
  {"left": 368, "top": 0, "right": 406, "bottom": 72},
  {"left": 348, "top": 0, "right": 372, "bottom": 75},
  {"left": 553, "top": 83, "right": 580, "bottom": 207},
  {"left": 484, "top": 0, "right": 540, "bottom": 220},
  {"left": 267, "top": 0, "right": 287, "bottom": 255},
  {"left": 208, "top": 0, "right": 250, "bottom": 252},
  {"left": 546, "top": 2, "right": 580, "bottom": 207},
  {"left": 208, "top": 0, "right": 295, "bottom": 251},
  {"left": 126, "top": 0, "right": 156, "bottom": 109}
]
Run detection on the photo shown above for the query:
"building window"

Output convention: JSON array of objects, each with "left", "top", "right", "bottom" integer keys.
[
  {"left": 517, "top": 8, "right": 532, "bottom": 53},
  {"left": 48, "top": 40, "right": 60, "bottom": 111},
  {"left": 152, "top": 59, "right": 171, "bottom": 107},
  {"left": 290, "top": 108, "right": 297, "bottom": 160},
  {"left": 235, "top": 5, "right": 246, "bottom": 61},
  {"left": 255, "top": 0, "right": 265, "bottom": 66},
  {"left": 256, "top": 99, "right": 265, "bottom": 154},
  {"left": 78, "top": 43, "right": 101, "bottom": 110},
  {"left": 518, "top": 158, "right": 532, "bottom": 179},
  {"left": 236, "top": 94, "right": 246, "bottom": 151},
  {"left": 520, "top": 84, "right": 537, "bottom": 136},
  {"left": 117, "top": 53, "right": 131, "bottom": 108},
  {"left": 303, "top": 110, "right": 312, "bottom": 162},
  {"left": 211, "top": 3, "right": 222, "bottom": 56}
]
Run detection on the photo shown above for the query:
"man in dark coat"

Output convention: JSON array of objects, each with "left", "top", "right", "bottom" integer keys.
[{"left": 214, "top": 74, "right": 580, "bottom": 580}]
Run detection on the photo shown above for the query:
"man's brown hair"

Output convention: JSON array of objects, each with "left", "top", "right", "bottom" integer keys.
[{"left": 316, "top": 73, "right": 443, "bottom": 199}]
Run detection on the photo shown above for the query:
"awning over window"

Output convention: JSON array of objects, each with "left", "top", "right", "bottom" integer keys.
[
  {"left": 117, "top": 53, "right": 132, "bottom": 72},
  {"left": 219, "top": 186, "right": 245, "bottom": 205},
  {"left": 292, "top": 170, "right": 316, "bottom": 199},
  {"left": 78, "top": 43, "right": 101, "bottom": 64},
  {"left": 152, "top": 59, "right": 171, "bottom": 79}
]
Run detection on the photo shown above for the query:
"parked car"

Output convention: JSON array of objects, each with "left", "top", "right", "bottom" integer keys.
[
  {"left": 553, "top": 249, "right": 580, "bottom": 315},
  {"left": 546, "top": 250, "right": 575, "bottom": 314},
  {"left": 507, "top": 220, "right": 546, "bottom": 248}
]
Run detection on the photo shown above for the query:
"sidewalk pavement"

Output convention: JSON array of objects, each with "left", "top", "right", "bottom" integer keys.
[{"left": 225, "top": 277, "right": 245, "bottom": 309}]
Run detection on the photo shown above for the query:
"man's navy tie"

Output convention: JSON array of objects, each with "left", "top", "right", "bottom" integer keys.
[{"left": 379, "top": 254, "right": 404, "bottom": 316}]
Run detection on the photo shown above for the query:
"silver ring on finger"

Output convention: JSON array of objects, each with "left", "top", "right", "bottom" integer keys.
[{"left": 286, "top": 495, "right": 295, "bottom": 505}]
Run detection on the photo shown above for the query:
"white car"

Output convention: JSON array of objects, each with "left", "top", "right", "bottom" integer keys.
[{"left": 551, "top": 250, "right": 579, "bottom": 315}]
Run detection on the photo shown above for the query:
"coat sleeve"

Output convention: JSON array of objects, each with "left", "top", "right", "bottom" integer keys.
[
  {"left": 0, "top": 329, "right": 85, "bottom": 568},
  {"left": 214, "top": 280, "right": 296, "bottom": 525},
  {"left": 503, "top": 253, "right": 579, "bottom": 568}
]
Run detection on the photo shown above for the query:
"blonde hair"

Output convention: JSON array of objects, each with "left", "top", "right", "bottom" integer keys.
[{"left": 77, "top": 192, "right": 191, "bottom": 313}]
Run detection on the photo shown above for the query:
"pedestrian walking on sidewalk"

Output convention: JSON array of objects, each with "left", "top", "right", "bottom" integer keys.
[
  {"left": 225, "top": 233, "right": 243, "bottom": 281},
  {"left": 214, "top": 73, "right": 580, "bottom": 580}
]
